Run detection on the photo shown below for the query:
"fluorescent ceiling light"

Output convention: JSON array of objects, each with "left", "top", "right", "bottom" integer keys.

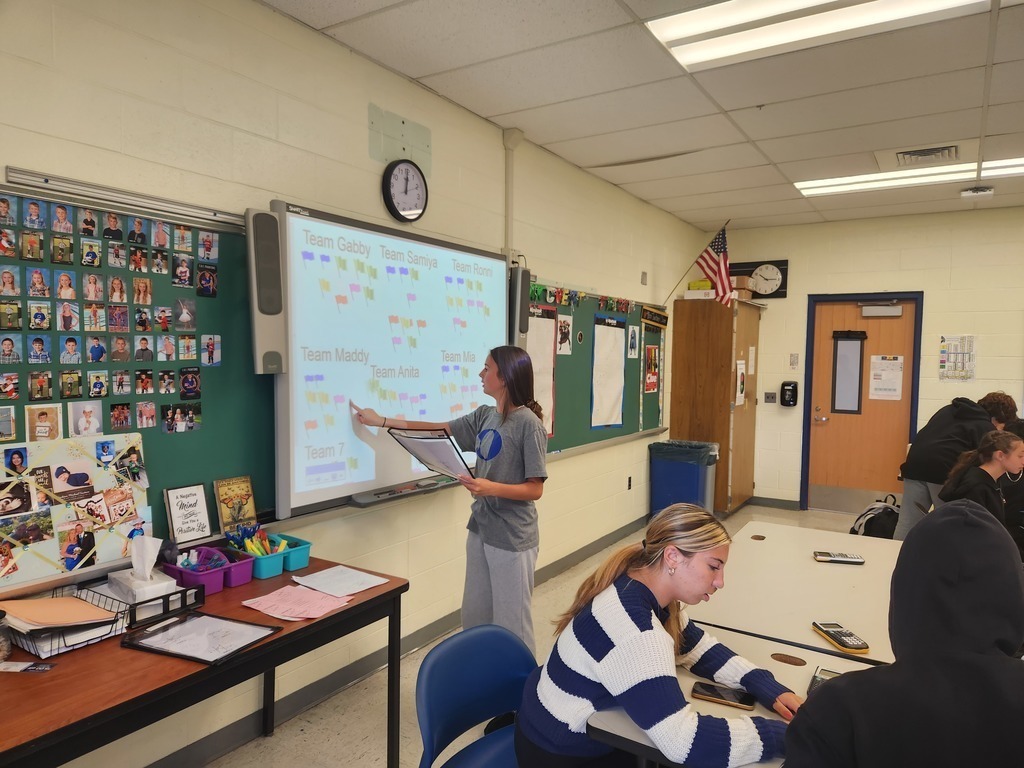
[
  {"left": 794, "top": 156, "right": 1024, "bottom": 196},
  {"left": 647, "top": 0, "right": 990, "bottom": 72}
]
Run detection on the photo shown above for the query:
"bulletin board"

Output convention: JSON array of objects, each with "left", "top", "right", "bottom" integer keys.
[
  {"left": 0, "top": 183, "right": 273, "bottom": 592},
  {"left": 528, "top": 283, "right": 665, "bottom": 453}
]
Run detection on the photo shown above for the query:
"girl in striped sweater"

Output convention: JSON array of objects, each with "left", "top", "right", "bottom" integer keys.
[{"left": 515, "top": 504, "right": 802, "bottom": 767}]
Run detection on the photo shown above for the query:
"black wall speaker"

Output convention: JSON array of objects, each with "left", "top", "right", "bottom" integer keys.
[
  {"left": 245, "top": 208, "right": 287, "bottom": 374},
  {"left": 508, "top": 266, "right": 531, "bottom": 347}
]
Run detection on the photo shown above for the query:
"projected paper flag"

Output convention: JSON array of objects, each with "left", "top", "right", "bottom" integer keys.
[
  {"left": 302, "top": 250, "right": 315, "bottom": 266},
  {"left": 318, "top": 391, "right": 329, "bottom": 405},
  {"left": 457, "top": 277, "right": 465, "bottom": 286},
  {"left": 389, "top": 314, "right": 399, "bottom": 329},
  {"left": 441, "top": 365, "right": 450, "bottom": 375},
  {"left": 445, "top": 276, "right": 453, "bottom": 285},
  {"left": 356, "top": 260, "right": 366, "bottom": 274},
  {"left": 399, "top": 267, "right": 409, "bottom": 278},
  {"left": 347, "top": 457, "right": 358, "bottom": 469},
  {"left": 407, "top": 293, "right": 417, "bottom": 306},
  {"left": 368, "top": 380, "right": 380, "bottom": 394},
  {"left": 335, "top": 294, "right": 348, "bottom": 309},
  {"left": 319, "top": 278, "right": 330, "bottom": 296},
  {"left": 475, "top": 280, "right": 483, "bottom": 291},
  {"left": 333, "top": 394, "right": 346, "bottom": 408},
  {"left": 407, "top": 336, "right": 417, "bottom": 349},
  {"left": 387, "top": 266, "right": 397, "bottom": 278},
  {"left": 417, "top": 319, "right": 427, "bottom": 332},
  {"left": 399, "top": 393, "right": 408, "bottom": 402},
  {"left": 368, "top": 266, "right": 378, "bottom": 280},
  {"left": 410, "top": 268, "right": 419, "bottom": 281},
  {"left": 324, "top": 414, "right": 335, "bottom": 427},
  {"left": 304, "top": 419, "right": 318, "bottom": 436},
  {"left": 320, "top": 253, "right": 331, "bottom": 266},
  {"left": 401, "top": 318, "right": 412, "bottom": 329},
  {"left": 336, "top": 256, "right": 347, "bottom": 272},
  {"left": 365, "top": 287, "right": 375, "bottom": 300},
  {"left": 392, "top": 336, "right": 402, "bottom": 350},
  {"left": 305, "top": 390, "right": 317, "bottom": 405},
  {"left": 447, "top": 296, "right": 454, "bottom": 307}
]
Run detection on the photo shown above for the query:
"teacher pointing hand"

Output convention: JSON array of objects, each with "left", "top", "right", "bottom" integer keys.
[{"left": 351, "top": 345, "right": 547, "bottom": 652}]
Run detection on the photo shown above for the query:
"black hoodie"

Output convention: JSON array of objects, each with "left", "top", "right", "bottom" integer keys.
[
  {"left": 900, "top": 397, "right": 994, "bottom": 484},
  {"left": 938, "top": 465, "right": 1006, "bottom": 525},
  {"left": 785, "top": 500, "right": 1024, "bottom": 768}
]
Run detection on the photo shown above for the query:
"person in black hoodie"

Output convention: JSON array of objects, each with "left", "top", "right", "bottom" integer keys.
[
  {"left": 894, "top": 392, "right": 1017, "bottom": 540},
  {"left": 785, "top": 499, "right": 1024, "bottom": 768},
  {"left": 938, "top": 429, "right": 1024, "bottom": 527}
]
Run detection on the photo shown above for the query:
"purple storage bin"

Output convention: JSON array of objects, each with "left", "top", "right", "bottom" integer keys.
[
  {"left": 217, "top": 547, "right": 255, "bottom": 588},
  {"left": 161, "top": 547, "right": 231, "bottom": 595}
]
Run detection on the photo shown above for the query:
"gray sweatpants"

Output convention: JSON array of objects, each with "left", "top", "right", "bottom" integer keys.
[
  {"left": 461, "top": 530, "right": 538, "bottom": 654},
  {"left": 894, "top": 478, "right": 944, "bottom": 540}
]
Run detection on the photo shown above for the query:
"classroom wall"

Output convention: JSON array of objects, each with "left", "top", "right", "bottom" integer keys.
[
  {"left": 0, "top": 1, "right": 701, "bottom": 764},
  {"left": 726, "top": 210, "right": 1024, "bottom": 503}
]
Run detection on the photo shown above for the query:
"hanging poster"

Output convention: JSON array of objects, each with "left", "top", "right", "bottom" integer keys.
[
  {"left": 526, "top": 305, "right": 557, "bottom": 437},
  {"left": 869, "top": 355, "right": 903, "bottom": 400},
  {"left": 644, "top": 345, "right": 659, "bottom": 394},
  {"left": 938, "top": 335, "right": 975, "bottom": 381},
  {"left": 591, "top": 315, "right": 625, "bottom": 427},
  {"left": 627, "top": 326, "right": 640, "bottom": 359},
  {"left": 556, "top": 315, "right": 572, "bottom": 355}
]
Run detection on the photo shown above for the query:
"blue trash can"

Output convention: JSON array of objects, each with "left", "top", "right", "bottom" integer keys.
[{"left": 648, "top": 441, "right": 719, "bottom": 517}]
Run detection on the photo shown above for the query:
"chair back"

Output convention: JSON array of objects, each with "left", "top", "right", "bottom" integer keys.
[{"left": 416, "top": 624, "right": 536, "bottom": 768}]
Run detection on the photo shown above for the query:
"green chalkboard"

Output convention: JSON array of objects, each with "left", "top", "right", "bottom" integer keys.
[
  {"left": 532, "top": 293, "right": 663, "bottom": 453},
  {"left": 0, "top": 188, "right": 274, "bottom": 546}
]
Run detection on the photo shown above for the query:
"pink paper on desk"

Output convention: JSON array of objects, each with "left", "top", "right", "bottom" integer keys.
[{"left": 242, "top": 585, "right": 351, "bottom": 620}]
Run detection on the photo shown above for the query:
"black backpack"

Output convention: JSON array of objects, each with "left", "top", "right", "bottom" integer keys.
[{"left": 849, "top": 493, "right": 900, "bottom": 539}]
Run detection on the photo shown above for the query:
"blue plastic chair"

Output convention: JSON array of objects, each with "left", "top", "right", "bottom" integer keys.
[{"left": 416, "top": 624, "right": 537, "bottom": 768}]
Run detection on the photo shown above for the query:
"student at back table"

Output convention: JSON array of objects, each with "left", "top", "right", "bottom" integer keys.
[{"left": 784, "top": 499, "right": 1024, "bottom": 768}]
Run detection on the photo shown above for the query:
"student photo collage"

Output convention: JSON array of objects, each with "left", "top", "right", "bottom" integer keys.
[{"left": 0, "top": 194, "right": 220, "bottom": 441}]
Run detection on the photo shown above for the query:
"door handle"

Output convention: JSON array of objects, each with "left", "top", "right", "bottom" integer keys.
[{"left": 813, "top": 416, "right": 830, "bottom": 423}]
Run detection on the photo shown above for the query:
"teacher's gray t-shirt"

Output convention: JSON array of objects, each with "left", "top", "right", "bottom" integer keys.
[{"left": 448, "top": 405, "right": 547, "bottom": 552}]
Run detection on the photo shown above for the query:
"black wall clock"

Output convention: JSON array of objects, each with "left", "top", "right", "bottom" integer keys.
[{"left": 382, "top": 159, "right": 428, "bottom": 223}]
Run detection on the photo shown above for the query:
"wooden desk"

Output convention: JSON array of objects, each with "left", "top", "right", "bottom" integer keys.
[
  {"left": 686, "top": 522, "right": 900, "bottom": 664},
  {"left": 0, "top": 558, "right": 409, "bottom": 768},
  {"left": 587, "top": 627, "right": 875, "bottom": 768}
]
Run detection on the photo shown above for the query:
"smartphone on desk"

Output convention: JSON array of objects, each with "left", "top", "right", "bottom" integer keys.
[
  {"left": 813, "top": 551, "right": 865, "bottom": 565},
  {"left": 690, "top": 682, "right": 756, "bottom": 710}
]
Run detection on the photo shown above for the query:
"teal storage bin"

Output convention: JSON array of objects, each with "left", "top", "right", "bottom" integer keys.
[
  {"left": 250, "top": 548, "right": 286, "bottom": 579},
  {"left": 270, "top": 533, "right": 312, "bottom": 571}
]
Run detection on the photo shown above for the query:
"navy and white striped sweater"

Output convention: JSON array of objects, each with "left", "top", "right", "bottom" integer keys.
[{"left": 517, "top": 574, "right": 789, "bottom": 766}]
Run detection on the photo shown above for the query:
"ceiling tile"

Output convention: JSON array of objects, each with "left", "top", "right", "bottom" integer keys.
[
  {"left": 777, "top": 153, "right": 883, "bottom": 183},
  {"left": 419, "top": 24, "right": 680, "bottom": 116},
  {"left": 546, "top": 113, "right": 743, "bottom": 168},
  {"left": 589, "top": 143, "right": 767, "bottom": 185},
  {"left": 689, "top": 211, "right": 826, "bottom": 230},
  {"left": 757, "top": 109, "right": 983, "bottom": 164},
  {"left": 994, "top": 4, "right": 1024, "bottom": 63},
  {"left": 327, "top": 0, "right": 631, "bottom": 79},
  {"left": 990, "top": 60, "right": 1024, "bottom": 105},
  {"left": 491, "top": 77, "right": 716, "bottom": 145},
  {"left": 623, "top": 165, "right": 789, "bottom": 200},
  {"left": 267, "top": 0, "right": 405, "bottom": 29},
  {"left": 693, "top": 15, "right": 990, "bottom": 111},
  {"left": 655, "top": 184, "right": 803, "bottom": 214},
  {"left": 730, "top": 69, "right": 985, "bottom": 141}
]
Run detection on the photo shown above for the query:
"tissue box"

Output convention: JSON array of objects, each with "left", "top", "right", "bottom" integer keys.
[{"left": 107, "top": 568, "right": 179, "bottom": 604}]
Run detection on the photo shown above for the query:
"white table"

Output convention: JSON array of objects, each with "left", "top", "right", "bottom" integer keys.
[
  {"left": 685, "top": 521, "right": 901, "bottom": 664},
  {"left": 587, "top": 627, "right": 875, "bottom": 768}
]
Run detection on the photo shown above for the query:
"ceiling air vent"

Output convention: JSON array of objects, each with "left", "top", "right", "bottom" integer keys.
[{"left": 895, "top": 145, "right": 959, "bottom": 167}]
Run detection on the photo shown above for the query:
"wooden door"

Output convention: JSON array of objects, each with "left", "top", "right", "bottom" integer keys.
[{"left": 807, "top": 300, "right": 916, "bottom": 512}]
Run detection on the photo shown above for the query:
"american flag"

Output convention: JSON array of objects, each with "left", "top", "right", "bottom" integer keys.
[{"left": 696, "top": 227, "right": 731, "bottom": 306}]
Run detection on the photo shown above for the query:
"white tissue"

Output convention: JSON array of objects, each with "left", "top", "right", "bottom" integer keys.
[{"left": 131, "top": 535, "right": 163, "bottom": 581}]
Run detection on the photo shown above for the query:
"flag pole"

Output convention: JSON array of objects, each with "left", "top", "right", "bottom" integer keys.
[{"left": 661, "top": 219, "right": 731, "bottom": 307}]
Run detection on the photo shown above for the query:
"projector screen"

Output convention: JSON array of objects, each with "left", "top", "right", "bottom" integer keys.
[{"left": 270, "top": 201, "right": 508, "bottom": 517}]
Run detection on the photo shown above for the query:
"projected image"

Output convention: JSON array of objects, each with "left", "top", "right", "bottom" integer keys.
[{"left": 280, "top": 209, "right": 507, "bottom": 510}]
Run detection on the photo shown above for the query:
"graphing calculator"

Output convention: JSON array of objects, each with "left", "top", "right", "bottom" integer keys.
[
  {"left": 812, "top": 551, "right": 865, "bottom": 565},
  {"left": 807, "top": 666, "right": 842, "bottom": 695},
  {"left": 812, "top": 621, "right": 869, "bottom": 654}
]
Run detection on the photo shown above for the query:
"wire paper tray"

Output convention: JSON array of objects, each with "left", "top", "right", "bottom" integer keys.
[{"left": 8, "top": 585, "right": 131, "bottom": 659}]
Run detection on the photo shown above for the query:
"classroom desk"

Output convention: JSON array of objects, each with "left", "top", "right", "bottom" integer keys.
[
  {"left": 0, "top": 557, "right": 409, "bottom": 768},
  {"left": 587, "top": 627, "right": 875, "bottom": 768},
  {"left": 686, "top": 521, "right": 901, "bottom": 664}
]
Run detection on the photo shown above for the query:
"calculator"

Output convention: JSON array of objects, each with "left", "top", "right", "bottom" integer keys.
[
  {"left": 807, "top": 666, "right": 842, "bottom": 695},
  {"left": 812, "top": 621, "right": 869, "bottom": 653},
  {"left": 813, "top": 551, "right": 865, "bottom": 565}
]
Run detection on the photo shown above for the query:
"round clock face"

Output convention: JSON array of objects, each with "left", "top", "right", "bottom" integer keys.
[
  {"left": 382, "top": 159, "right": 428, "bottom": 222},
  {"left": 751, "top": 264, "right": 783, "bottom": 294}
]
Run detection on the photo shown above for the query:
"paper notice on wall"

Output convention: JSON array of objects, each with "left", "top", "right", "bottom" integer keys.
[
  {"left": 869, "top": 355, "right": 903, "bottom": 400},
  {"left": 748, "top": 346, "right": 756, "bottom": 376},
  {"left": 938, "top": 335, "right": 976, "bottom": 381},
  {"left": 735, "top": 360, "right": 746, "bottom": 405}
]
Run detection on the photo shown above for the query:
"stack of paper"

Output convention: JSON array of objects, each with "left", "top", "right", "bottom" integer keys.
[
  {"left": 292, "top": 565, "right": 388, "bottom": 598},
  {"left": 242, "top": 585, "right": 351, "bottom": 621},
  {"left": 0, "top": 596, "right": 117, "bottom": 645}
]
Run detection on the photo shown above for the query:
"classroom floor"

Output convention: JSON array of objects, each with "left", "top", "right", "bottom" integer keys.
[{"left": 208, "top": 504, "right": 854, "bottom": 768}]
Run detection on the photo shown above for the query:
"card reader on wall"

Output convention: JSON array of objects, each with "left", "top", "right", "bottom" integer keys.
[{"left": 781, "top": 381, "right": 798, "bottom": 407}]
